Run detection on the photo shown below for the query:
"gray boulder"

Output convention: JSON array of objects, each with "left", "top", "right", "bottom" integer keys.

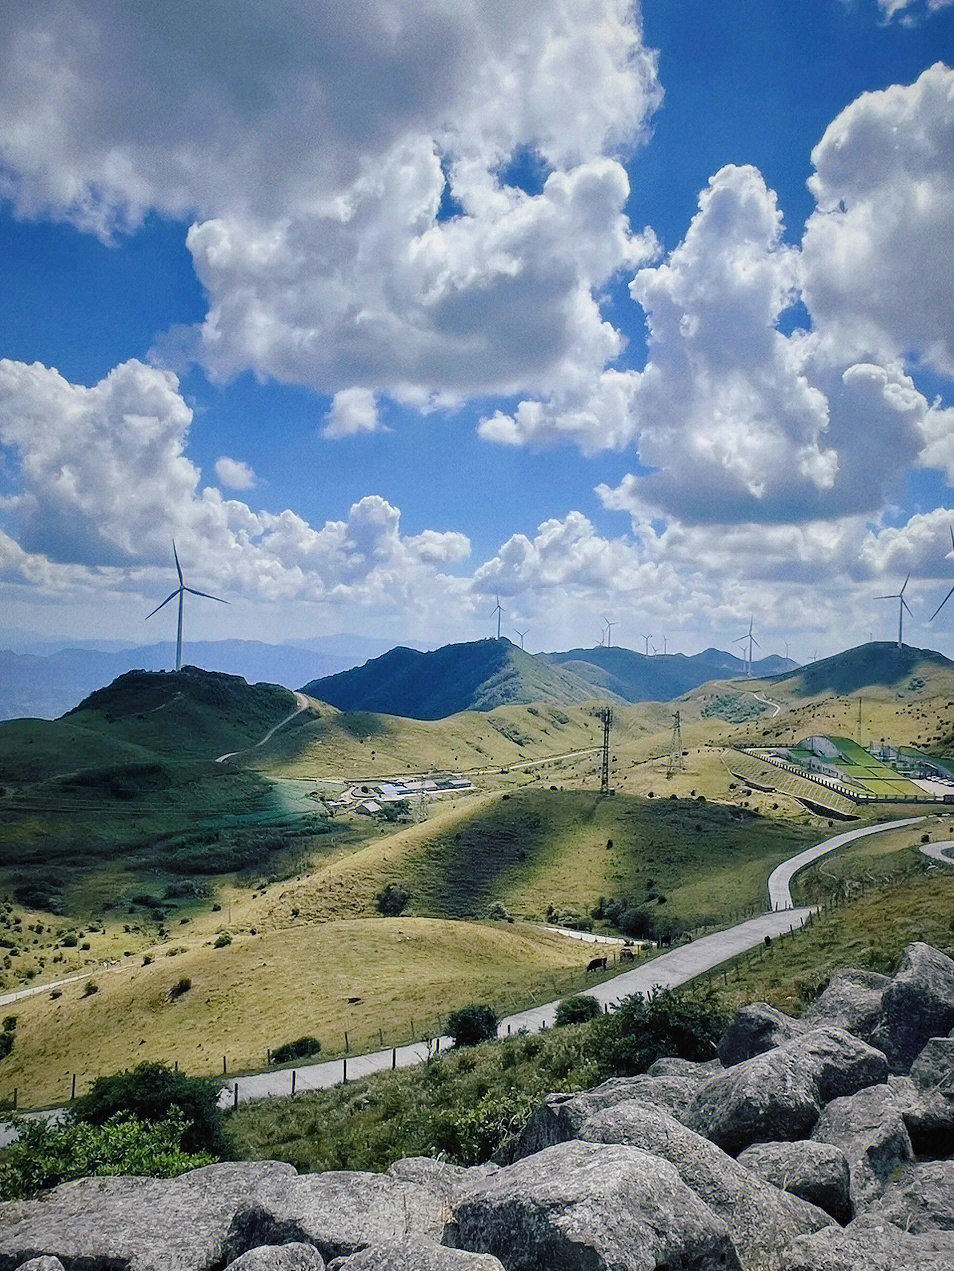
[
  {"left": 718, "top": 1003, "right": 804, "bottom": 1067},
  {"left": 810, "top": 1081, "right": 914, "bottom": 1209},
  {"left": 330, "top": 1243, "right": 505, "bottom": 1270},
  {"left": 802, "top": 969, "right": 890, "bottom": 1040},
  {"left": 447, "top": 1140, "right": 743, "bottom": 1271},
  {"left": 736, "top": 1141, "right": 852, "bottom": 1225},
  {"left": 18, "top": 1261, "right": 66, "bottom": 1271},
  {"left": 906, "top": 1036, "right": 954, "bottom": 1153},
  {"left": 646, "top": 1056, "right": 722, "bottom": 1080},
  {"left": 228, "top": 1171, "right": 446, "bottom": 1263},
  {"left": 870, "top": 942, "right": 954, "bottom": 1071},
  {"left": 867, "top": 1160, "right": 954, "bottom": 1234},
  {"left": 779, "top": 1215, "right": 954, "bottom": 1270},
  {"left": 225, "top": 1246, "right": 325, "bottom": 1271},
  {"left": 508, "top": 1073, "right": 699, "bottom": 1160},
  {"left": 0, "top": 1161, "right": 297, "bottom": 1271},
  {"left": 687, "top": 1027, "right": 888, "bottom": 1155},
  {"left": 576, "top": 1100, "right": 829, "bottom": 1267}
]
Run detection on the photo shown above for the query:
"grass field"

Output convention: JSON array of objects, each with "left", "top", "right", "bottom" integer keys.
[{"left": 0, "top": 916, "right": 616, "bottom": 1109}]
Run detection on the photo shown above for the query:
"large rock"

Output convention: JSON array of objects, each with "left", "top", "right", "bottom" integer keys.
[
  {"left": 18, "top": 1261, "right": 65, "bottom": 1271},
  {"left": 646, "top": 1056, "right": 722, "bottom": 1080},
  {"left": 867, "top": 1160, "right": 954, "bottom": 1234},
  {"left": 446, "top": 1140, "right": 743, "bottom": 1271},
  {"left": 779, "top": 1215, "right": 954, "bottom": 1270},
  {"left": 507, "top": 1073, "right": 699, "bottom": 1161},
  {"left": 802, "top": 969, "right": 890, "bottom": 1041},
  {"left": 330, "top": 1243, "right": 505, "bottom": 1270},
  {"left": 906, "top": 1036, "right": 954, "bottom": 1153},
  {"left": 687, "top": 1028, "right": 888, "bottom": 1155},
  {"left": 870, "top": 942, "right": 954, "bottom": 1071},
  {"left": 0, "top": 1162, "right": 297, "bottom": 1271},
  {"left": 228, "top": 1171, "right": 446, "bottom": 1263},
  {"left": 225, "top": 1247, "right": 325, "bottom": 1271},
  {"left": 810, "top": 1081, "right": 914, "bottom": 1209},
  {"left": 576, "top": 1101, "right": 829, "bottom": 1268},
  {"left": 718, "top": 1003, "right": 804, "bottom": 1067},
  {"left": 736, "top": 1141, "right": 852, "bottom": 1225}
]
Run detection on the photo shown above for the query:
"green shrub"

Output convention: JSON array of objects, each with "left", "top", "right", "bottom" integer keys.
[
  {"left": 0, "top": 1016, "right": 15, "bottom": 1060},
  {"left": 375, "top": 884, "right": 409, "bottom": 916},
  {"left": 170, "top": 976, "right": 192, "bottom": 999},
  {"left": 213, "top": 932, "right": 232, "bottom": 948},
  {"left": 447, "top": 1005, "right": 499, "bottom": 1048},
  {"left": 588, "top": 987, "right": 728, "bottom": 1077},
  {"left": 0, "top": 1111, "right": 214, "bottom": 1200},
  {"left": 555, "top": 995, "right": 602, "bottom": 1027},
  {"left": 82, "top": 980, "right": 98, "bottom": 997},
  {"left": 270, "top": 1036, "right": 322, "bottom": 1064},
  {"left": 70, "top": 1062, "right": 225, "bottom": 1155}
]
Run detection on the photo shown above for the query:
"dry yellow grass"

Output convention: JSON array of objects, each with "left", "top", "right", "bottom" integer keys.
[{"left": 0, "top": 916, "right": 599, "bottom": 1108}]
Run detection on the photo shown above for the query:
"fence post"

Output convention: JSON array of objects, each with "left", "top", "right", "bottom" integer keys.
[
  {"left": 71, "top": 1073, "right": 76, "bottom": 1100},
  {"left": 343, "top": 1057, "right": 348, "bottom": 1083},
  {"left": 267, "top": 1048, "right": 271, "bottom": 1065},
  {"left": 222, "top": 1055, "right": 227, "bottom": 1076},
  {"left": 232, "top": 1082, "right": 239, "bottom": 1110},
  {"left": 379, "top": 1029, "right": 384, "bottom": 1047},
  {"left": 291, "top": 1069, "right": 296, "bottom": 1096},
  {"left": 11, "top": 1088, "right": 16, "bottom": 1110},
  {"left": 392, "top": 1047, "right": 397, "bottom": 1069},
  {"left": 344, "top": 1031, "right": 349, "bottom": 1053}
]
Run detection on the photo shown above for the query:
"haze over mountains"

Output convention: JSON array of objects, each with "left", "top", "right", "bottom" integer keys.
[{"left": 303, "top": 638, "right": 796, "bottom": 720}]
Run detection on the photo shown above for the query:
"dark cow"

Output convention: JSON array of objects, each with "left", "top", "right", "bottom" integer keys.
[
  {"left": 586, "top": 955, "right": 608, "bottom": 972},
  {"left": 619, "top": 947, "right": 635, "bottom": 963}
]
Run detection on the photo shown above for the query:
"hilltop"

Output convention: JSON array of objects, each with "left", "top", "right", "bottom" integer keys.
[
  {"left": 546, "top": 645, "right": 794, "bottom": 703},
  {"left": 769, "top": 640, "right": 954, "bottom": 698},
  {"left": 302, "top": 638, "right": 608, "bottom": 719}
]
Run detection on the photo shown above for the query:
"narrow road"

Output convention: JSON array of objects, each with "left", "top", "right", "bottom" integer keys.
[
  {"left": 747, "top": 690, "right": 782, "bottom": 718},
  {"left": 919, "top": 838, "right": 954, "bottom": 866},
  {"left": 219, "top": 814, "right": 927, "bottom": 1107},
  {"left": 215, "top": 691, "right": 311, "bottom": 763}
]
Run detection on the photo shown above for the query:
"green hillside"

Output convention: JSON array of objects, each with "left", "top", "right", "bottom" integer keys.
[
  {"left": 771, "top": 641, "right": 954, "bottom": 698},
  {"left": 547, "top": 646, "right": 794, "bottom": 703},
  {"left": 302, "top": 638, "right": 609, "bottom": 719}
]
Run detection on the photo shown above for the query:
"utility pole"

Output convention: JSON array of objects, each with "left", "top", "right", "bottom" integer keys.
[
  {"left": 667, "top": 710, "right": 683, "bottom": 779},
  {"left": 598, "top": 707, "right": 613, "bottom": 796}
]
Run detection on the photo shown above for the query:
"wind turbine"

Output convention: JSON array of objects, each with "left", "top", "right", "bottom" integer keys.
[
  {"left": 929, "top": 526, "right": 954, "bottom": 625},
  {"left": 146, "top": 541, "right": 228, "bottom": 672},
  {"left": 602, "top": 616, "right": 616, "bottom": 648},
  {"left": 642, "top": 633, "right": 652, "bottom": 656},
  {"left": 662, "top": 635, "right": 668, "bottom": 656},
  {"left": 876, "top": 573, "right": 912, "bottom": 648},
  {"left": 735, "top": 617, "right": 759, "bottom": 676},
  {"left": 514, "top": 626, "right": 528, "bottom": 650},
  {"left": 490, "top": 594, "right": 503, "bottom": 640}
]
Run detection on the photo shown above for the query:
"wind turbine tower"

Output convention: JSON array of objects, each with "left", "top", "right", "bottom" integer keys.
[
  {"left": 875, "top": 574, "right": 912, "bottom": 648},
  {"left": 491, "top": 595, "right": 503, "bottom": 640},
  {"left": 602, "top": 616, "right": 616, "bottom": 647},
  {"left": 146, "top": 541, "right": 228, "bottom": 672},
  {"left": 735, "top": 617, "right": 759, "bottom": 676},
  {"left": 642, "top": 633, "right": 652, "bottom": 656},
  {"left": 514, "top": 627, "right": 528, "bottom": 650}
]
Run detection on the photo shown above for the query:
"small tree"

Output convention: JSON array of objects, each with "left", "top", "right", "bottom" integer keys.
[
  {"left": 70, "top": 1062, "right": 224, "bottom": 1154},
  {"left": 447, "top": 1004, "right": 499, "bottom": 1047},
  {"left": 375, "top": 883, "right": 409, "bottom": 916},
  {"left": 588, "top": 987, "right": 728, "bottom": 1078},
  {"left": 555, "top": 995, "right": 602, "bottom": 1027}
]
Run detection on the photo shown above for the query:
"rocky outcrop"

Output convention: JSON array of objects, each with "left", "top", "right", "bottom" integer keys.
[
  {"left": 446, "top": 1140, "right": 743, "bottom": 1271},
  {"left": 330, "top": 1244, "right": 505, "bottom": 1270},
  {"left": 226, "top": 1246, "right": 325, "bottom": 1271},
  {"left": 736, "top": 1141, "right": 852, "bottom": 1225},
  {"left": 866, "top": 1160, "right": 954, "bottom": 1233},
  {"left": 810, "top": 1081, "right": 915, "bottom": 1208},
  {"left": 779, "top": 1217, "right": 954, "bottom": 1271},
  {"left": 686, "top": 1027, "right": 888, "bottom": 1154},
  {"left": 802, "top": 969, "right": 890, "bottom": 1040},
  {"left": 574, "top": 1100, "right": 829, "bottom": 1265},
  {"left": 870, "top": 942, "right": 954, "bottom": 1070},
  {"left": 718, "top": 1003, "right": 804, "bottom": 1067}
]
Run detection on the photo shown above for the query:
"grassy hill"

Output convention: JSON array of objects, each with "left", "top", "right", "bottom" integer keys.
[
  {"left": 770, "top": 641, "right": 954, "bottom": 698},
  {"left": 546, "top": 646, "right": 794, "bottom": 703},
  {"left": 302, "top": 639, "right": 611, "bottom": 719}
]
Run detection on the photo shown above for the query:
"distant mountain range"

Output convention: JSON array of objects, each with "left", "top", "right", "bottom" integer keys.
[
  {"left": 0, "top": 635, "right": 397, "bottom": 721},
  {"left": 303, "top": 638, "right": 798, "bottom": 720}
]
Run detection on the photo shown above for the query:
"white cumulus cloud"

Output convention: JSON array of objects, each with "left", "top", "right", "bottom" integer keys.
[
  {"left": 323, "top": 389, "right": 382, "bottom": 440},
  {"left": 214, "top": 456, "right": 256, "bottom": 490}
]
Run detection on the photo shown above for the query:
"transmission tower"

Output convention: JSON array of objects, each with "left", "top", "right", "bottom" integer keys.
[
  {"left": 666, "top": 710, "right": 683, "bottom": 779},
  {"left": 598, "top": 707, "right": 613, "bottom": 795}
]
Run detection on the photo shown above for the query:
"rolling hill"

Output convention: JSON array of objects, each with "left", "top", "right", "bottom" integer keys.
[
  {"left": 546, "top": 645, "right": 794, "bottom": 703},
  {"left": 302, "top": 638, "right": 611, "bottom": 719},
  {"left": 769, "top": 641, "right": 954, "bottom": 697}
]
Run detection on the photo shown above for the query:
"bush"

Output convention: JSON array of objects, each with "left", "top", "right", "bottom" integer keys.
[
  {"left": 70, "top": 1062, "right": 225, "bottom": 1155},
  {"left": 375, "top": 883, "right": 409, "bottom": 916},
  {"left": 213, "top": 932, "right": 232, "bottom": 948},
  {"left": 555, "top": 995, "right": 602, "bottom": 1027},
  {"left": 170, "top": 976, "right": 191, "bottom": 999},
  {"left": 0, "top": 1016, "right": 16, "bottom": 1060},
  {"left": 270, "top": 1036, "right": 322, "bottom": 1064},
  {"left": 82, "top": 980, "right": 98, "bottom": 996},
  {"left": 588, "top": 987, "right": 728, "bottom": 1078},
  {"left": 0, "top": 1111, "right": 215, "bottom": 1200},
  {"left": 447, "top": 1005, "right": 499, "bottom": 1048}
]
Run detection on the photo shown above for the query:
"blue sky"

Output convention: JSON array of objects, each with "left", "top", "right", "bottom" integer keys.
[{"left": 1, "top": 0, "right": 954, "bottom": 660}]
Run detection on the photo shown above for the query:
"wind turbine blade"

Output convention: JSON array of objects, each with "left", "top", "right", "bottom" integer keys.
[
  {"left": 900, "top": 572, "right": 911, "bottom": 595},
  {"left": 185, "top": 587, "right": 229, "bottom": 604},
  {"left": 751, "top": 636, "right": 760, "bottom": 647},
  {"left": 145, "top": 590, "right": 179, "bottom": 620},
  {"left": 172, "top": 539, "right": 183, "bottom": 584},
  {"left": 949, "top": 524, "right": 954, "bottom": 555},
  {"left": 901, "top": 598, "right": 913, "bottom": 616},
  {"left": 930, "top": 585, "right": 954, "bottom": 621},
  {"left": 874, "top": 594, "right": 897, "bottom": 601}
]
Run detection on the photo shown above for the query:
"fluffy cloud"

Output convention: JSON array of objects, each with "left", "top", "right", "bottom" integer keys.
[
  {"left": 878, "top": 0, "right": 953, "bottom": 21},
  {"left": 803, "top": 63, "right": 954, "bottom": 375},
  {"left": 214, "top": 457, "right": 256, "bottom": 490},
  {"left": 0, "top": 1, "right": 660, "bottom": 402},
  {"left": 0, "top": 358, "right": 470, "bottom": 616},
  {"left": 323, "top": 389, "right": 381, "bottom": 440}
]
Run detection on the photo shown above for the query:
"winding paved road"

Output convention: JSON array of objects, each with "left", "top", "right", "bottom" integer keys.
[
  {"left": 919, "top": 838, "right": 954, "bottom": 866},
  {"left": 215, "top": 691, "right": 311, "bottom": 763},
  {"left": 218, "top": 813, "right": 927, "bottom": 1107}
]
